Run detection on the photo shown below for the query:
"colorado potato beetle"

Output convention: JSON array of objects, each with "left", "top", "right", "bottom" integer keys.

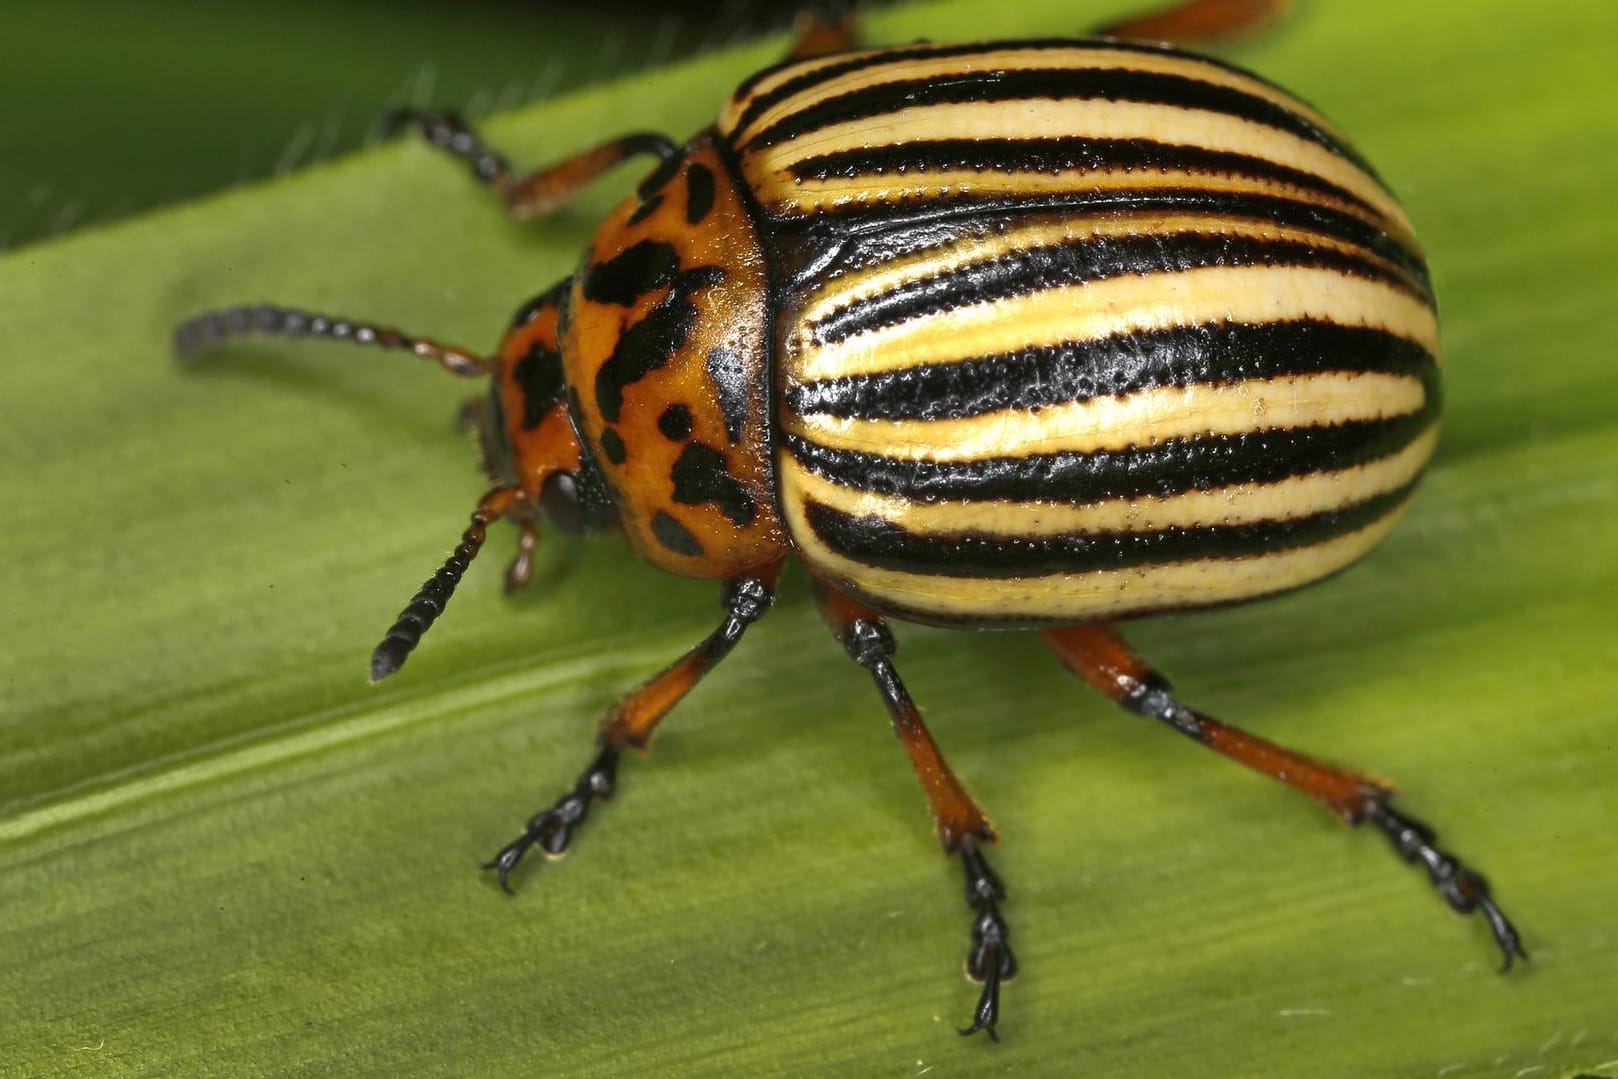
[{"left": 174, "top": 0, "right": 1524, "bottom": 1040}]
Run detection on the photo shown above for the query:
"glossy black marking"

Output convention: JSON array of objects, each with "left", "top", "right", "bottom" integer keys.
[
  {"left": 786, "top": 388, "right": 1438, "bottom": 505},
  {"left": 811, "top": 233, "right": 1418, "bottom": 347},
  {"left": 582, "top": 240, "right": 680, "bottom": 307},
  {"left": 591, "top": 259, "right": 726, "bottom": 424},
  {"left": 684, "top": 162, "right": 716, "bottom": 224},
  {"left": 788, "top": 321, "right": 1437, "bottom": 422},
  {"left": 670, "top": 442, "right": 757, "bottom": 527},
  {"left": 704, "top": 346, "right": 749, "bottom": 444},
  {"left": 727, "top": 37, "right": 1281, "bottom": 145},
  {"left": 773, "top": 190, "right": 1429, "bottom": 299},
  {"left": 657, "top": 403, "right": 694, "bottom": 442},
  {"left": 626, "top": 193, "right": 665, "bottom": 226},
  {"left": 651, "top": 509, "right": 704, "bottom": 557},
  {"left": 511, "top": 337, "right": 565, "bottom": 429},
  {"left": 599, "top": 427, "right": 627, "bottom": 465},
  {"left": 790, "top": 135, "right": 1383, "bottom": 220},
  {"left": 804, "top": 478, "right": 1420, "bottom": 579},
  {"left": 744, "top": 66, "right": 1379, "bottom": 182}
]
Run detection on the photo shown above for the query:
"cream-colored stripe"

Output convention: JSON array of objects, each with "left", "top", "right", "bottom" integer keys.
[
  {"left": 787, "top": 266, "right": 1440, "bottom": 383},
  {"left": 799, "top": 211, "right": 1420, "bottom": 330},
  {"left": 746, "top": 97, "right": 1409, "bottom": 235},
  {"left": 767, "top": 168, "right": 1398, "bottom": 249},
  {"left": 781, "top": 491, "right": 1407, "bottom": 623},
  {"left": 782, "top": 425, "right": 1436, "bottom": 537},
  {"left": 726, "top": 45, "right": 1352, "bottom": 164},
  {"left": 787, "top": 370, "right": 1428, "bottom": 460}
]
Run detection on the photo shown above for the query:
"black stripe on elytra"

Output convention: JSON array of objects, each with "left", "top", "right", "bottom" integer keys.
[
  {"left": 511, "top": 338, "right": 565, "bottom": 429},
  {"left": 787, "top": 321, "right": 1437, "bottom": 422},
  {"left": 773, "top": 189, "right": 1429, "bottom": 300},
  {"left": 744, "top": 67, "right": 1379, "bottom": 182},
  {"left": 651, "top": 510, "right": 704, "bottom": 557},
  {"left": 801, "top": 476, "right": 1419, "bottom": 579},
  {"left": 685, "top": 162, "right": 716, "bottom": 224},
  {"left": 785, "top": 398, "right": 1438, "bottom": 504},
  {"left": 789, "top": 135, "right": 1383, "bottom": 220},
  {"left": 807, "top": 231, "right": 1419, "bottom": 347},
  {"left": 727, "top": 37, "right": 1292, "bottom": 146},
  {"left": 670, "top": 442, "right": 758, "bottom": 527},
  {"left": 583, "top": 240, "right": 727, "bottom": 424}
]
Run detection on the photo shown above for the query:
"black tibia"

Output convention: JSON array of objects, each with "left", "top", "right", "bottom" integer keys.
[
  {"left": 958, "top": 844, "right": 1017, "bottom": 1042},
  {"left": 482, "top": 573, "right": 776, "bottom": 890},
  {"left": 1364, "top": 801, "right": 1528, "bottom": 970},
  {"left": 484, "top": 746, "right": 620, "bottom": 891}
]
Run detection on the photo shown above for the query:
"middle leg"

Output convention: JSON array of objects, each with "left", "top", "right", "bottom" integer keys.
[{"left": 812, "top": 582, "right": 1015, "bottom": 1041}]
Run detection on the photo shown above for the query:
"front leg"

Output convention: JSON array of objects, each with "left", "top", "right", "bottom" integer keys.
[
  {"left": 381, "top": 108, "right": 677, "bottom": 220},
  {"left": 485, "top": 568, "right": 779, "bottom": 889},
  {"left": 812, "top": 582, "right": 1015, "bottom": 1041}
]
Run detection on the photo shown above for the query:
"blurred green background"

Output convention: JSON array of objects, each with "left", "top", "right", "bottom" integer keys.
[{"left": 1, "top": 0, "right": 813, "bottom": 251}]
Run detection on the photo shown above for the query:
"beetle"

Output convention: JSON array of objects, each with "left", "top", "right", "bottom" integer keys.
[{"left": 174, "top": 0, "right": 1524, "bottom": 1040}]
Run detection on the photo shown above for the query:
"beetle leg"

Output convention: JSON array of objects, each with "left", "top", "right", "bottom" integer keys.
[
  {"left": 1043, "top": 623, "right": 1528, "bottom": 971},
  {"left": 483, "top": 566, "right": 780, "bottom": 890},
  {"left": 788, "top": 1, "right": 859, "bottom": 59},
  {"left": 1091, "top": 0, "right": 1287, "bottom": 44},
  {"left": 380, "top": 109, "right": 676, "bottom": 220},
  {"left": 813, "top": 583, "right": 1013, "bottom": 1041},
  {"left": 380, "top": 107, "right": 677, "bottom": 220}
]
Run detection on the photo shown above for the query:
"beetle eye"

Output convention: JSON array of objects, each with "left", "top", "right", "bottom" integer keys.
[{"left": 539, "top": 471, "right": 584, "bottom": 534}]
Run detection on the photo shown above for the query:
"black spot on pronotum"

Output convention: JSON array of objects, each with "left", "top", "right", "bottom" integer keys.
[
  {"left": 704, "top": 347, "right": 749, "bottom": 444},
  {"left": 637, "top": 151, "right": 684, "bottom": 202},
  {"left": 582, "top": 240, "right": 680, "bottom": 307},
  {"left": 651, "top": 510, "right": 703, "bottom": 557},
  {"left": 670, "top": 442, "right": 757, "bottom": 527},
  {"left": 684, "top": 162, "right": 716, "bottom": 224},
  {"left": 511, "top": 340, "right": 563, "bottom": 430},
  {"left": 657, "top": 403, "right": 694, "bottom": 441},
  {"left": 627, "top": 193, "right": 664, "bottom": 227},
  {"left": 599, "top": 427, "right": 627, "bottom": 465},
  {"left": 594, "top": 261, "right": 726, "bottom": 424}
]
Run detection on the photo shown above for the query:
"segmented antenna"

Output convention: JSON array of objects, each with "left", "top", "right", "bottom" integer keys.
[
  {"left": 172, "top": 302, "right": 490, "bottom": 377},
  {"left": 370, "top": 486, "right": 520, "bottom": 682}
]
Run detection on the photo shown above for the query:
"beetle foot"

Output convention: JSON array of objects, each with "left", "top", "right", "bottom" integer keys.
[
  {"left": 957, "top": 845, "right": 1016, "bottom": 1041},
  {"left": 1362, "top": 799, "right": 1528, "bottom": 971},
  {"left": 483, "top": 746, "right": 619, "bottom": 891}
]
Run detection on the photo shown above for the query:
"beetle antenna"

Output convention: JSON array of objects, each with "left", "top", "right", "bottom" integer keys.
[
  {"left": 173, "top": 302, "right": 491, "bottom": 377},
  {"left": 371, "top": 486, "right": 521, "bottom": 682}
]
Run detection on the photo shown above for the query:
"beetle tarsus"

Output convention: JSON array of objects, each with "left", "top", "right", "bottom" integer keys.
[
  {"left": 1362, "top": 800, "right": 1527, "bottom": 970},
  {"left": 483, "top": 746, "right": 620, "bottom": 890},
  {"left": 957, "top": 844, "right": 1015, "bottom": 1041}
]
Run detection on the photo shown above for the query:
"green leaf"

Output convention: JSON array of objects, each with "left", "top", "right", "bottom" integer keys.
[{"left": 3, "top": 1, "right": 1615, "bottom": 1075}]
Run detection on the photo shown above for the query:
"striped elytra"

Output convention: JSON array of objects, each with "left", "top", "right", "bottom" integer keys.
[{"left": 712, "top": 38, "right": 1440, "bottom": 625}]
